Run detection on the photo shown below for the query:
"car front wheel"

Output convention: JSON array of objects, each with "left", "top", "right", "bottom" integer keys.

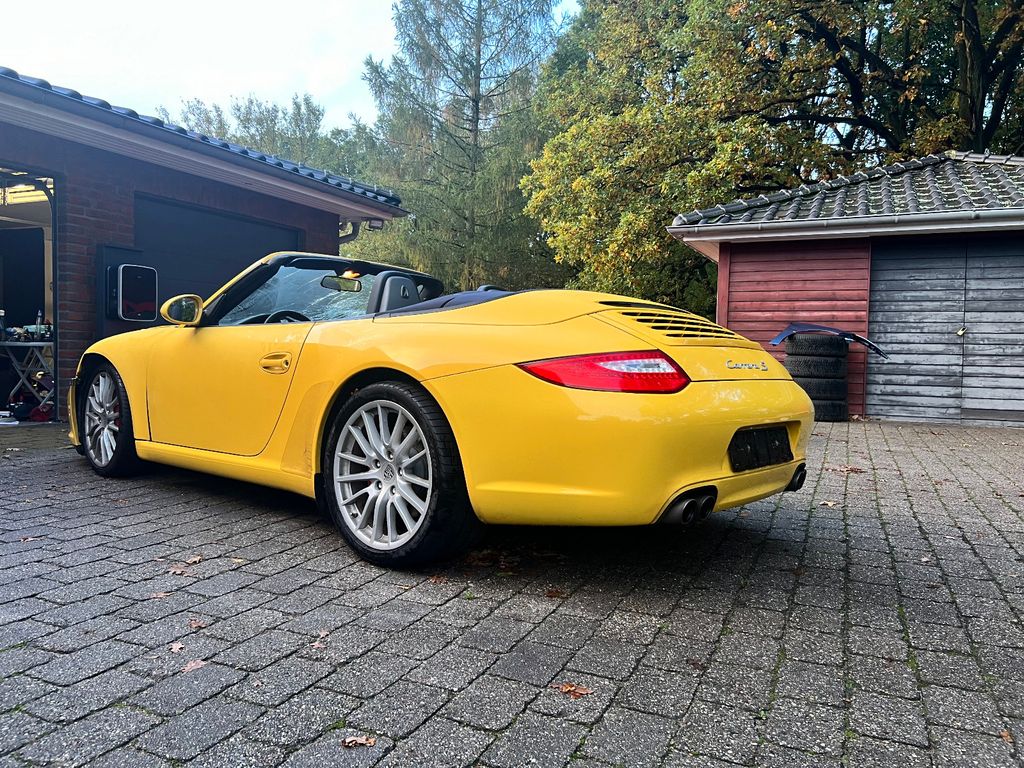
[
  {"left": 80, "top": 363, "right": 139, "bottom": 477},
  {"left": 323, "top": 381, "right": 479, "bottom": 566}
]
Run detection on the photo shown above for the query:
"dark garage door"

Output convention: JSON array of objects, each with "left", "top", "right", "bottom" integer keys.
[
  {"left": 867, "top": 235, "right": 1024, "bottom": 424},
  {"left": 135, "top": 196, "right": 302, "bottom": 301}
]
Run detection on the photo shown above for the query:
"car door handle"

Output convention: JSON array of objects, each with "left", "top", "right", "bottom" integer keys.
[{"left": 259, "top": 352, "right": 292, "bottom": 374}]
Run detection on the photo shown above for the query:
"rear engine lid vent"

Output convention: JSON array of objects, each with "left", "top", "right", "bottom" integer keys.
[{"left": 602, "top": 302, "right": 741, "bottom": 343}]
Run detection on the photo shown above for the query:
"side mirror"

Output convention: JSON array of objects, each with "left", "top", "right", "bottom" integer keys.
[{"left": 160, "top": 294, "right": 204, "bottom": 326}]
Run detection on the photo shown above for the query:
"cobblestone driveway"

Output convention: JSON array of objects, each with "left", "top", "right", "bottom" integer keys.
[{"left": 1, "top": 421, "right": 1023, "bottom": 767}]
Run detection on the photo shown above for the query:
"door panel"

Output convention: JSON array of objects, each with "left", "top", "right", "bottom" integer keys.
[
  {"left": 961, "top": 247, "right": 1024, "bottom": 423},
  {"left": 147, "top": 324, "right": 312, "bottom": 455},
  {"left": 866, "top": 239, "right": 967, "bottom": 422}
]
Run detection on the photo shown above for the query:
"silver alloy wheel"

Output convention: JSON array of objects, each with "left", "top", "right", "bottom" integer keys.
[
  {"left": 333, "top": 399, "right": 433, "bottom": 551},
  {"left": 83, "top": 371, "right": 121, "bottom": 467}
]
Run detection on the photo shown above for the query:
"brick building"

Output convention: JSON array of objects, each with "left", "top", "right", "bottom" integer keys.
[{"left": 0, "top": 66, "right": 405, "bottom": 417}]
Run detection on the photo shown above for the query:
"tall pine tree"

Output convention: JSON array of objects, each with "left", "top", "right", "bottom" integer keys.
[{"left": 350, "top": 0, "right": 568, "bottom": 291}]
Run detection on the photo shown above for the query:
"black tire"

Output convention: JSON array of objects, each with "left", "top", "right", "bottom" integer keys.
[
  {"left": 785, "top": 335, "right": 849, "bottom": 357},
  {"left": 794, "top": 377, "right": 847, "bottom": 401},
  {"left": 78, "top": 362, "right": 140, "bottom": 477},
  {"left": 812, "top": 400, "right": 849, "bottom": 422},
  {"left": 785, "top": 355, "right": 848, "bottom": 379},
  {"left": 322, "top": 381, "right": 480, "bottom": 567}
]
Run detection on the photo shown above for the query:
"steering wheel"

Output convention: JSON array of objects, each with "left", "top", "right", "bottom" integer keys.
[{"left": 265, "top": 309, "right": 311, "bottom": 324}]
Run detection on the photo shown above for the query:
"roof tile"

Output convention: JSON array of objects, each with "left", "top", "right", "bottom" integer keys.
[{"left": 0, "top": 65, "right": 402, "bottom": 211}]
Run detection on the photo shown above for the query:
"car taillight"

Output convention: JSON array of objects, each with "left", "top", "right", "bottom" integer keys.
[{"left": 517, "top": 351, "right": 689, "bottom": 393}]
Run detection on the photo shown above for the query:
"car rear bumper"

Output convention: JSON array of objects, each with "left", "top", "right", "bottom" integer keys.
[{"left": 425, "top": 366, "right": 814, "bottom": 526}]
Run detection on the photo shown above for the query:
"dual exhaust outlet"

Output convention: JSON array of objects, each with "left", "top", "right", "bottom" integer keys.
[
  {"left": 661, "top": 491, "right": 716, "bottom": 526},
  {"left": 661, "top": 463, "right": 807, "bottom": 526}
]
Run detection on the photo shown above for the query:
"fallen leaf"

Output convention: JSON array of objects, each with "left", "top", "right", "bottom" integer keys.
[
  {"left": 168, "top": 565, "right": 190, "bottom": 576},
  {"left": 149, "top": 592, "right": 172, "bottom": 600},
  {"left": 187, "top": 618, "right": 208, "bottom": 630},
  {"left": 310, "top": 640, "right": 327, "bottom": 649},
  {"left": 230, "top": 557, "right": 247, "bottom": 565},
  {"left": 168, "top": 642, "right": 185, "bottom": 654},
  {"left": 181, "top": 659, "right": 208, "bottom": 673},
  {"left": 552, "top": 682, "right": 594, "bottom": 699},
  {"left": 184, "top": 555, "right": 203, "bottom": 565},
  {"left": 18, "top": 536, "right": 43, "bottom": 542},
  {"left": 317, "top": 630, "right": 330, "bottom": 638},
  {"left": 825, "top": 464, "right": 866, "bottom": 475},
  {"left": 428, "top": 574, "right": 448, "bottom": 584},
  {"left": 342, "top": 735, "right": 377, "bottom": 748},
  {"left": 1000, "top": 729, "right": 1013, "bottom": 744},
  {"left": 738, "top": 510, "right": 750, "bottom": 518},
  {"left": 819, "top": 501, "right": 838, "bottom": 508}
]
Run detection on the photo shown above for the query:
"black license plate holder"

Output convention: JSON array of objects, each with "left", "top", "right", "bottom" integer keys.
[{"left": 728, "top": 426, "right": 793, "bottom": 472}]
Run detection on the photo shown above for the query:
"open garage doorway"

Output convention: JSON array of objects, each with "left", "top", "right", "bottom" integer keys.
[{"left": 0, "top": 166, "right": 56, "bottom": 422}]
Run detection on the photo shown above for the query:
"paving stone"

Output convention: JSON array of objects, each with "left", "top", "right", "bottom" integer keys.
[
  {"left": 674, "top": 699, "right": 761, "bottom": 765},
  {"left": 615, "top": 665, "right": 698, "bottom": 716},
  {"left": 785, "top": 628, "right": 845, "bottom": 665},
  {"left": 16, "top": 707, "right": 158, "bottom": 766},
  {"left": 923, "top": 685, "right": 1005, "bottom": 734},
  {"left": 185, "top": 733, "right": 287, "bottom": 768},
  {"left": 213, "top": 629, "right": 305, "bottom": 671},
  {"left": 847, "top": 735, "right": 934, "bottom": 768},
  {"left": 567, "top": 636, "right": 645, "bottom": 679},
  {"left": 130, "top": 662, "right": 245, "bottom": 716},
  {"left": 481, "top": 711, "right": 586, "bottom": 768},
  {"left": 490, "top": 640, "right": 572, "bottom": 686},
  {"left": 378, "top": 619, "right": 463, "bottom": 659},
  {"left": 931, "top": 725, "right": 1019, "bottom": 768},
  {"left": 347, "top": 679, "right": 448, "bottom": 737},
  {"left": 849, "top": 691, "right": 929, "bottom": 747},
  {"left": 405, "top": 644, "right": 496, "bottom": 691},
  {"left": 244, "top": 687, "right": 358, "bottom": 748},
  {"left": 457, "top": 617, "right": 533, "bottom": 653},
  {"left": 0, "top": 710, "right": 53, "bottom": 755},
  {"left": 28, "top": 639, "right": 139, "bottom": 685},
  {"left": 765, "top": 698, "right": 845, "bottom": 756},
  {"left": 527, "top": 612, "right": 598, "bottom": 650},
  {"left": 135, "top": 697, "right": 264, "bottom": 761},
  {"left": 24, "top": 668, "right": 150, "bottom": 722},
  {"left": 442, "top": 674, "right": 537, "bottom": 730},
  {"left": 695, "top": 662, "right": 773, "bottom": 711},
  {"left": 0, "top": 674, "right": 58, "bottom": 712},
  {"left": 376, "top": 717, "right": 492, "bottom": 767},
  {"left": 321, "top": 651, "right": 416, "bottom": 697},
  {"left": 88, "top": 747, "right": 171, "bottom": 768},
  {"left": 582, "top": 706, "right": 674, "bottom": 767},
  {"left": 848, "top": 653, "right": 920, "bottom": 699},
  {"left": 229, "top": 656, "right": 333, "bottom": 706},
  {"left": 281, "top": 728, "right": 393, "bottom": 768}
]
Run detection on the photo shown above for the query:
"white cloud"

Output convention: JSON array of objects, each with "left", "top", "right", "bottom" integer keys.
[{"left": 2, "top": 0, "right": 397, "bottom": 129}]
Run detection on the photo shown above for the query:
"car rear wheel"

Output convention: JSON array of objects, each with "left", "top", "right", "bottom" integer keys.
[
  {"left": 323, "top": 381, "right": 479, "bottom": 566},
  {"left": 80, "top": 363, "right": 139, "bottom": 477}
]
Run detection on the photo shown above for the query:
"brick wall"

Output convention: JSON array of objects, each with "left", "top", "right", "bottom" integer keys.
[{"left": 1, "top": 123, "right": 341, "bottom": 413}]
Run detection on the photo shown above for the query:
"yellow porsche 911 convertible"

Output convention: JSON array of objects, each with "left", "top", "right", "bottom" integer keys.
[{"left": 69, "top": 251, "right": 813, "bottom": 566}]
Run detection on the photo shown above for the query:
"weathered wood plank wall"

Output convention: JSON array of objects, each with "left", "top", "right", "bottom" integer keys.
[{"left": 719, "top": 239, "right": 872, "bottom": 416}]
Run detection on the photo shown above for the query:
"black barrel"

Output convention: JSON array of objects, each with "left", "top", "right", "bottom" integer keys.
[{"left": 784, "top": 335, "right": 849, "bottom": 422}]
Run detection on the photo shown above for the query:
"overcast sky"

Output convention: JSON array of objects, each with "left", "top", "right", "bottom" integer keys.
[{"left": 3, "top": 0, "right": 576, "bottom": 131}]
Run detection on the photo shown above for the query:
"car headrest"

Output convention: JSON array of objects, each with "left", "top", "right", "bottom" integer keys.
[{"left": 367, "top": 271, "right": 422, "bottom": 314}]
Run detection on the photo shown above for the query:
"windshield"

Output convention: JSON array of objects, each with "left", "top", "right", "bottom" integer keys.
[{"left": 219, "top": 266, "right": 376, "bottom": 325}]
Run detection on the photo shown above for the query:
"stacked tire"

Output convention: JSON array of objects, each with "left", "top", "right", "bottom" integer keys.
[{"left": 784, "top": 335, "right": 849, "bottom": 422}]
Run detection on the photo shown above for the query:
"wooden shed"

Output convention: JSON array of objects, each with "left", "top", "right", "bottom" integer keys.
[{"left": 669, "top": 152, "right": 1024, "bottom": 426}]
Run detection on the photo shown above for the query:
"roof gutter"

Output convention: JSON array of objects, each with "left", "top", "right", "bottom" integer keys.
[{"left": 669, "top": 207, "right": 1024, "bottom": 262}]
